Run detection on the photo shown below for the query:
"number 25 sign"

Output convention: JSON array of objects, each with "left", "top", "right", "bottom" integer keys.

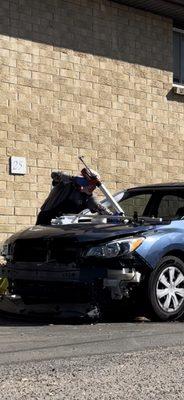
[{"left": 10, "top": 157, "right": 27, "bottom": 175}]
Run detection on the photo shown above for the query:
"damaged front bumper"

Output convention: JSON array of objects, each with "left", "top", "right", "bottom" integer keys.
[{"left": 0, "top": 255, "right": 145, "bottom": 304}]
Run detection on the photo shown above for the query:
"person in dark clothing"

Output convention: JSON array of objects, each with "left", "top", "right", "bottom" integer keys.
[{"left": 36, "top": 170, "right": 110, "bottom": 225}]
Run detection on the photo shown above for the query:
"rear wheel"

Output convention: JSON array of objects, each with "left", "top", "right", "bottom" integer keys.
[{"left": 148, "top": 256, "right": 184, "bottom": 321}]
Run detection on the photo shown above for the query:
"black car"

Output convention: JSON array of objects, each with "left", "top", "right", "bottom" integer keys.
[{"left": 1, "top": 183, "right": 184, "bottom": 321}]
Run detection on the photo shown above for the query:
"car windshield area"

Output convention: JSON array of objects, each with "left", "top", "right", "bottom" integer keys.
[{"left": 116, "top": 189, "right": 184, "bottom": 220}]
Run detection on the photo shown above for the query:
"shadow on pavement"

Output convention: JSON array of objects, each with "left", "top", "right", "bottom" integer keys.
[
  {"left": 0, "top": 312, "right": 152, "bottom": 327},
  {"left": 0, "top": 295, "right": 151, "bottom": 326}
]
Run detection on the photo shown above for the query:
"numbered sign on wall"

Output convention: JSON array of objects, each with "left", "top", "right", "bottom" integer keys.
[{"left": 10, "top": 157, "right": 27, "bottom": 175}]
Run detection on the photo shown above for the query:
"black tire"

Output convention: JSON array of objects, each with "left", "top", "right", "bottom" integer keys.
[{"left": 147, "top": 256, "right": 184, "bottom": 321}]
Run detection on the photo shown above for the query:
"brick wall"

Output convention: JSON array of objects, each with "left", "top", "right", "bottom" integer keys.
[{"left": 0, "top": 0, "right": 182, "bottom": 241}]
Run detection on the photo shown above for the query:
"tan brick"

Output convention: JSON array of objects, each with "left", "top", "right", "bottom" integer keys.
[
  {"left": 10, "top": 216, "right": 31, "bottom": 225},
  {"left": 0, "top": 207, "right": 14, "bottom": 216},
  {"left": 0, "top": 215, "right": 9, "bottom": 224},
  {"left": 0, "top": 198, "right": 6, "bottom": 206},
  {"left": 14, "top": 191, "right": 36, "bottom": 200},
  {"left": 15, "top": 207, "right": 36, "bottom": 216},
  {"left": 0, "top": 224, "right": 16, "bottom": 233}
]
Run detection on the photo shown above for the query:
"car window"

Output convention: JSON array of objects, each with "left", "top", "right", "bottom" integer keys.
[
  {"left": 80, "top": 188, "right": 184, "bottom": 220},
  {"left": 119, "top": 193, "right": 152, "bottom": 217},
  {"left": 157, "top": 194, "right": 184, "bottom": 219}
]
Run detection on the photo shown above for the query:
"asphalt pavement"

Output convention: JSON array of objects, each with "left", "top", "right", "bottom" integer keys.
[
  {"left": 0, "top": 314, "right": 184, "bottom": 399},
  {"left": 0, "top": 316, "right": 184, "bottom": 365}
]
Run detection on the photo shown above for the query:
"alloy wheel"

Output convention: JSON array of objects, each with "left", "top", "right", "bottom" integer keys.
[{"left": 156, "top": 265, "right": 184, "bottom": 313}]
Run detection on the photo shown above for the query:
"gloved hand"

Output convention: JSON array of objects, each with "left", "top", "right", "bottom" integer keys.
[{"left": 95, "top": 204, "right": 113, "bottom": 215}]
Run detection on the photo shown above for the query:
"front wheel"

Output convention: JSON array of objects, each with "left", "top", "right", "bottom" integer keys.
[{"left": 147, "top": 256, "right": 184, "bottom": 321}]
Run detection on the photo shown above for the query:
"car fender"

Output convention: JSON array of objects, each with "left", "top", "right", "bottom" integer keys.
[{"left": 136, "top": 222, "right": 184, "bottom": 269}]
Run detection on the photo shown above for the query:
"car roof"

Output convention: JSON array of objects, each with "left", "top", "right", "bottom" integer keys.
[{"left": 127, "top": 182, "right": 184, "bottom": 191}]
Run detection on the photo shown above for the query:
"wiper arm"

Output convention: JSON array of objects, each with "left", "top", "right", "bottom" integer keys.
[
  {"left": 134, "top": 216, "right": 170, "bottom": 225},
  {"left": 130, "top": 211, "right": 168, "bottom": 224}
]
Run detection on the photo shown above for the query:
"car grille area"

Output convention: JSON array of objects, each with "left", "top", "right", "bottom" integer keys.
[
  {"left": 13, "top": 238, "right": 79, "bottom": 264},
  {"left": 13, "top": 239, "right": 46, "bottom": 262}
]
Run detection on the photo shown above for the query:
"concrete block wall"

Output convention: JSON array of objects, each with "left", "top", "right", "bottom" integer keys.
[{"left": 0, "top": 0, "right": 183, "bottom": 241}]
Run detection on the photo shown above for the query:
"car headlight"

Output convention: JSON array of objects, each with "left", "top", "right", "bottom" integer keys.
[{"left": 85, "top": 237, "right": 144, "bottom": 258}]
